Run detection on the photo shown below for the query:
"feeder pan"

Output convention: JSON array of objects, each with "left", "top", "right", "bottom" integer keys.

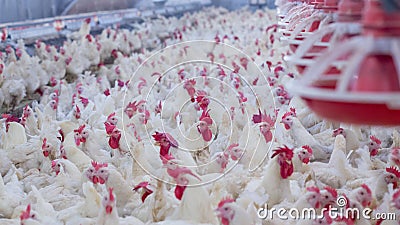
[
  {"left": 286, "top": 11, "right": 335, "bottom": 52},
  {"left": 278, "top": 4, "right": 312, "bottom": 31},
  {"left": 281, "top": 3, "right": 313, "bottom": 23},
  {"left": 280, "top": 0, "right": 338, "bottom": 52},
  {"left": 277, "top": 0, "right": 305, "bottom": 19},
  {"left": 289, "top": 0, "right": 400, "bottom": 125},
  {"left": 284, "top": 0, "right": 364, "bottom": 74},
  {"left": 278, "top": 5, "right": 317, "bottom": 37}
]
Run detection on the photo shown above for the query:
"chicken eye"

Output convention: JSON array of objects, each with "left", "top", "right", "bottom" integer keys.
[
  {"left": 89, "top": 168, "right": 94, "bottom": 173},
  {"left": 224, "top": 207, "right": 228, "bottom": 211},
  {"left": 302, "top": 151, "right": 306, "bottom": 154},
  {"left": 360, "top": 191, "right": 364, "bottom": 195}
]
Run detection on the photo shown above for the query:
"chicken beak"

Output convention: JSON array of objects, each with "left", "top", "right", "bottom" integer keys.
[
  {"left": 214, "top": 208, "right": 222, "bottom": 216},
  {"left": 154, "top": 142, "right": 160, "bottom": 147}
]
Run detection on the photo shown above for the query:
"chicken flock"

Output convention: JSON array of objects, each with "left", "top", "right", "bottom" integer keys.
[{"left": 0, "top": 2, "right": 399, "bottom": 225}]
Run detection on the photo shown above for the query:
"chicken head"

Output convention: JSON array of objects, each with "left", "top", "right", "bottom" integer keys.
[
  {"left": 271, "top": 145, "right": 294, "bottom": 179},
  {"left": 305, "top": 186, "right": 321, "bottom": 208},
  {"left": 102, "top": 188, "right": 115, "bottom": 214},
  {"left": 215, "top": 197, "right": 235, "bottom": 225}
]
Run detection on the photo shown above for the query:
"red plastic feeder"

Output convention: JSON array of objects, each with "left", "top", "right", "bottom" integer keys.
[
  {"left": 283, "top": 0, "right": 339, "bottom": 53},
  {"left": 278, "top": 3, "right": 315, "bottom": 33},
  {"left": 285, "top": 0, "right": 364, "bottom": 74},
  {"left": 289, "top": 0, "right": 400, "bottom": 125},
  {"left": 277, "top": 0, "right": 309, "bottom": 21}
]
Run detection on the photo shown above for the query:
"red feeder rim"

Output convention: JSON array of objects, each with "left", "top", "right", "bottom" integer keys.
[
  {"left": 285, "top": 0, "right": 364, "bottom": 73},
  {"left": 289, "top": 0, "right": 400, "bottom": 125},
  {"left": 338, "top": 0, "right": 364, "bottom": 22}
]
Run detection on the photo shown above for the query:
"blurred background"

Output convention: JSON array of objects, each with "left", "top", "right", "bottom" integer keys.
[{"left": 0, "top": 0, "right": 275, "bottom": 24}]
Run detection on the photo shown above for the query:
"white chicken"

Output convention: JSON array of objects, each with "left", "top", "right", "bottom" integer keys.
[
  {"left": 0, "top": 166, "right": 25, "bottom": 218},
  {"left": 279, "top": 113, "right": 332, "bottom": 161},
  {"left": 96, "top": 188, "right": 144, "bottom": 225}
]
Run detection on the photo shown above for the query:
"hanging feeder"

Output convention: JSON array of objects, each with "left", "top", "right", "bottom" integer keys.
[
  {"left": 277, "top": 0, "right": 306, "bottom": 20},
  {"left": 278, "top": 2, "right": 313, "bottom": 33},
  {"left": 284, "top": 0, "right": 364, "bottom": 74},
  {"left": 283, "top": 0, "right": 339, "bottom": 53},
  {"left": 289, "top": 0, "right": 400, "bottom": 125}
]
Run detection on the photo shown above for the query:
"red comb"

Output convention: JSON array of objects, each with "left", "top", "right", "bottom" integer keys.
[
  {"left": 227, "top": 143, "right": 239, "bottom": 151},
  {"left": 152, "top": 131, "right": 164, "bottom": 142},
  {"left": 196, "top": 90, "right": 208, "bottom": 102},
  {"left": 386, "top": 166, "right": 400, "bottom": 178},
  {"left": 218, "top": 197, "right": 235, "bottom": 208},
  {"left": 42, "top": 138, "right": 47, "bottom": 149},
  {"left": 80, "top": 96, "right": 89, "bottom": 107},
  {"left": 199, "top": 109, "right": 213, "bottom": 125},
  {"left": 252, "top": 109, "right": 274, "bottom": 125},
  {"left": 136, "top": 100, "right": 146, "bottom": 106},
  {"left": 253, "top": 109, "right": 262, "bottom": 123},
  {"left": 51, "top": 160, "right": 56, "bottom": 168},
  {"left": 306, "top": 186, "right": 320, "bottom": 193},
  {"left": 104, "top": 122, "right": 116, "bottom": 135},
  {"left": 238, "top": 91, "right": 247, "bottom": 103},
  {"left": 290, "top": 107, "right": 296, "bottom": 116},
  {"left": 334, "top": 128, "right": 344, "bottom": 132},
  {"left": 75, "top": 105, "right": 80, "bottom": 113},
  {"left": 271, "top": 145, "right": 294, "bottom": 159},
  {"left": 133, "top": 181, "right": 149, "bottom": 191},
  {"left": 109, "top": 188, "right": 114, "bottom": 201},
  {"left": 361, "top": 184, "right": 371, "bottom": 194},
  {"left": 370, "top": 136, "right": 381, "bottom": 145},
  {"left": 2, "top": 114, "right": 20, "bottom": 123},
  {"left": 274, "top": 65, "right": 284, "bottom": 74},
  {"left": 74, "top": 124, "right": 86, "bottom": 133},
  {"left": 107, "top": 112, "right": 116, "bottom": 120},
  {"left": 20, "top": 204, "right": 31, "bottom": 221},
  {"left": 282, "top": 111, "right": 293, "bottom": 120},
  {"left": 302, "top": 145, "right": 313, "bottom": 154},
  {"left": 324, "top": 186, "right": 338, "bottom": 198},
  {"left": 126, "top": 102, "right": 136, "bottom": 111},
  {"left": 91, "top": 161, "right": 108, "bottom": 171}
]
